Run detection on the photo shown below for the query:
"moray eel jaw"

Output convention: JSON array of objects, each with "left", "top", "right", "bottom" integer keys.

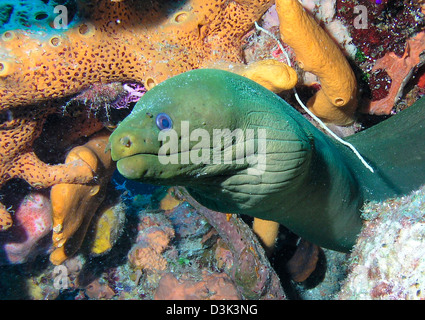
[
  {"left": 109, "top": 110, "right": 172, "bottom": 181},
  {"left": 109, "top": 114, "right": 162, "bottom": 181},
  {"left": 116, "top": 154, "right": 150, "bottom": 180},
  {"left": 110, "top": 121, "right": 203, "bottom": 183}
]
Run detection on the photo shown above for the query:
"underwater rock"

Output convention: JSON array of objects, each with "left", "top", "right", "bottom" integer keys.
[
  {"left": 214, "top": 238, "right": 235, "bottom": 273},
  {"left": 166, "top": 202, "right": 212, "bottom": 241},
  {"left": 178, "top": 189, "right": 286, "bottom": 300}
]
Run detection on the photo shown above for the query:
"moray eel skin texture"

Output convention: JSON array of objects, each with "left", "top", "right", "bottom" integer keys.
[{"left": 109, "top": 69, "right": 425, "bottom": 252}]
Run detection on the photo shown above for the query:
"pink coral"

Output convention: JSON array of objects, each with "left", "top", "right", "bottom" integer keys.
[{"left": 1, "top": 192, "right": 52, "bottom": 264}]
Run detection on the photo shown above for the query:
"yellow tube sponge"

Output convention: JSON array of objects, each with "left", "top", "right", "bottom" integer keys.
[{"left": 276, "top": 0, "right": 358, "bottom": 125}]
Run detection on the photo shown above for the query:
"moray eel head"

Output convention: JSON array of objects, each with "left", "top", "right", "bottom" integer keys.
[{"left": 110, "top": 69, "right": 263, "bottom": 184}]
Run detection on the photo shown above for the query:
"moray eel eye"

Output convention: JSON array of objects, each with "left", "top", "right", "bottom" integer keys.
[{"left": 156, "top": 113, "right": 173, "bottom": 131}]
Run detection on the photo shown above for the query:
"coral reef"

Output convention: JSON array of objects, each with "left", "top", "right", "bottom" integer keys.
[
  {"left": 366, "top": 31, "right": 425, "bottom": 114},
  {"left": 0, "top": 0, "right": 273, "bottom": 227},
  {"left": 3, "top": 181, "right": 425, "bottom": 301},
  {"left": 0, "top": 105, "right": 97, "bottom": 230},
  {"left": 336, "top": 0, "right": 425, "bottom": 114},
  {"left": 0, "top": 189, "right": 286, "bottom": 300},
  {"left": 177, "top": 189, "right": 286, "bottom": 300},
  {"left": 0, "top": 0, "right": 424, "bottom": 302},
  {"left": 339, "top": 185, "right": 425, "bottom": 300}
]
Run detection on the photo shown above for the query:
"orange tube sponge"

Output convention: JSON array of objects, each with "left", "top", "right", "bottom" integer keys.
[
  {"left": 241, "top": 60, "right": 298, "bottom": 93},
  {"left": 50, "top": 131, "right": 115, "bottom": 265},
  {"left": 209, "top": 59, "right": 298, "bottom": 93},
  {"left": 252, "top": 218, "right": 280, "bottom": 257},
  {"left": 276, "top": 0, "right": 358, "bottom": 125}
]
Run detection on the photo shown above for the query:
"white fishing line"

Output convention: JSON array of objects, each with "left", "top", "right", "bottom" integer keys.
[{"left": 254, "top": 22, "right": 374, "bottom": 173}]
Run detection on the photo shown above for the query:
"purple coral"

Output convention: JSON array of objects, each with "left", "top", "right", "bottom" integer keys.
[{"left": 112, "top": 82, "right": 146, "bottom": 109}]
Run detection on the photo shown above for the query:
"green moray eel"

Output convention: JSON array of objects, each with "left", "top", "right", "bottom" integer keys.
[{"left": 109, "top": 69, "right": 425, "bottom": 252}]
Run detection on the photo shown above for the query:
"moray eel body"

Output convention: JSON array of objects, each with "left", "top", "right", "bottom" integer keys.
[{"left": 109, "top": 69, "right": 425, "bottom": 252}]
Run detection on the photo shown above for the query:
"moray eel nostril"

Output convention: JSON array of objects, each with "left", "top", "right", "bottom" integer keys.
[{"left": 120, "top": 136, "right": 132, "bottom": 148}]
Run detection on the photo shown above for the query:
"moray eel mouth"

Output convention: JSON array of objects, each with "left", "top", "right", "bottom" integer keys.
[
  {"left": 113, "top": 148, "right": 188, "bottom": 183},
  {"left": 115, "top": 153, "right": 154, "bottom": 180}
]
